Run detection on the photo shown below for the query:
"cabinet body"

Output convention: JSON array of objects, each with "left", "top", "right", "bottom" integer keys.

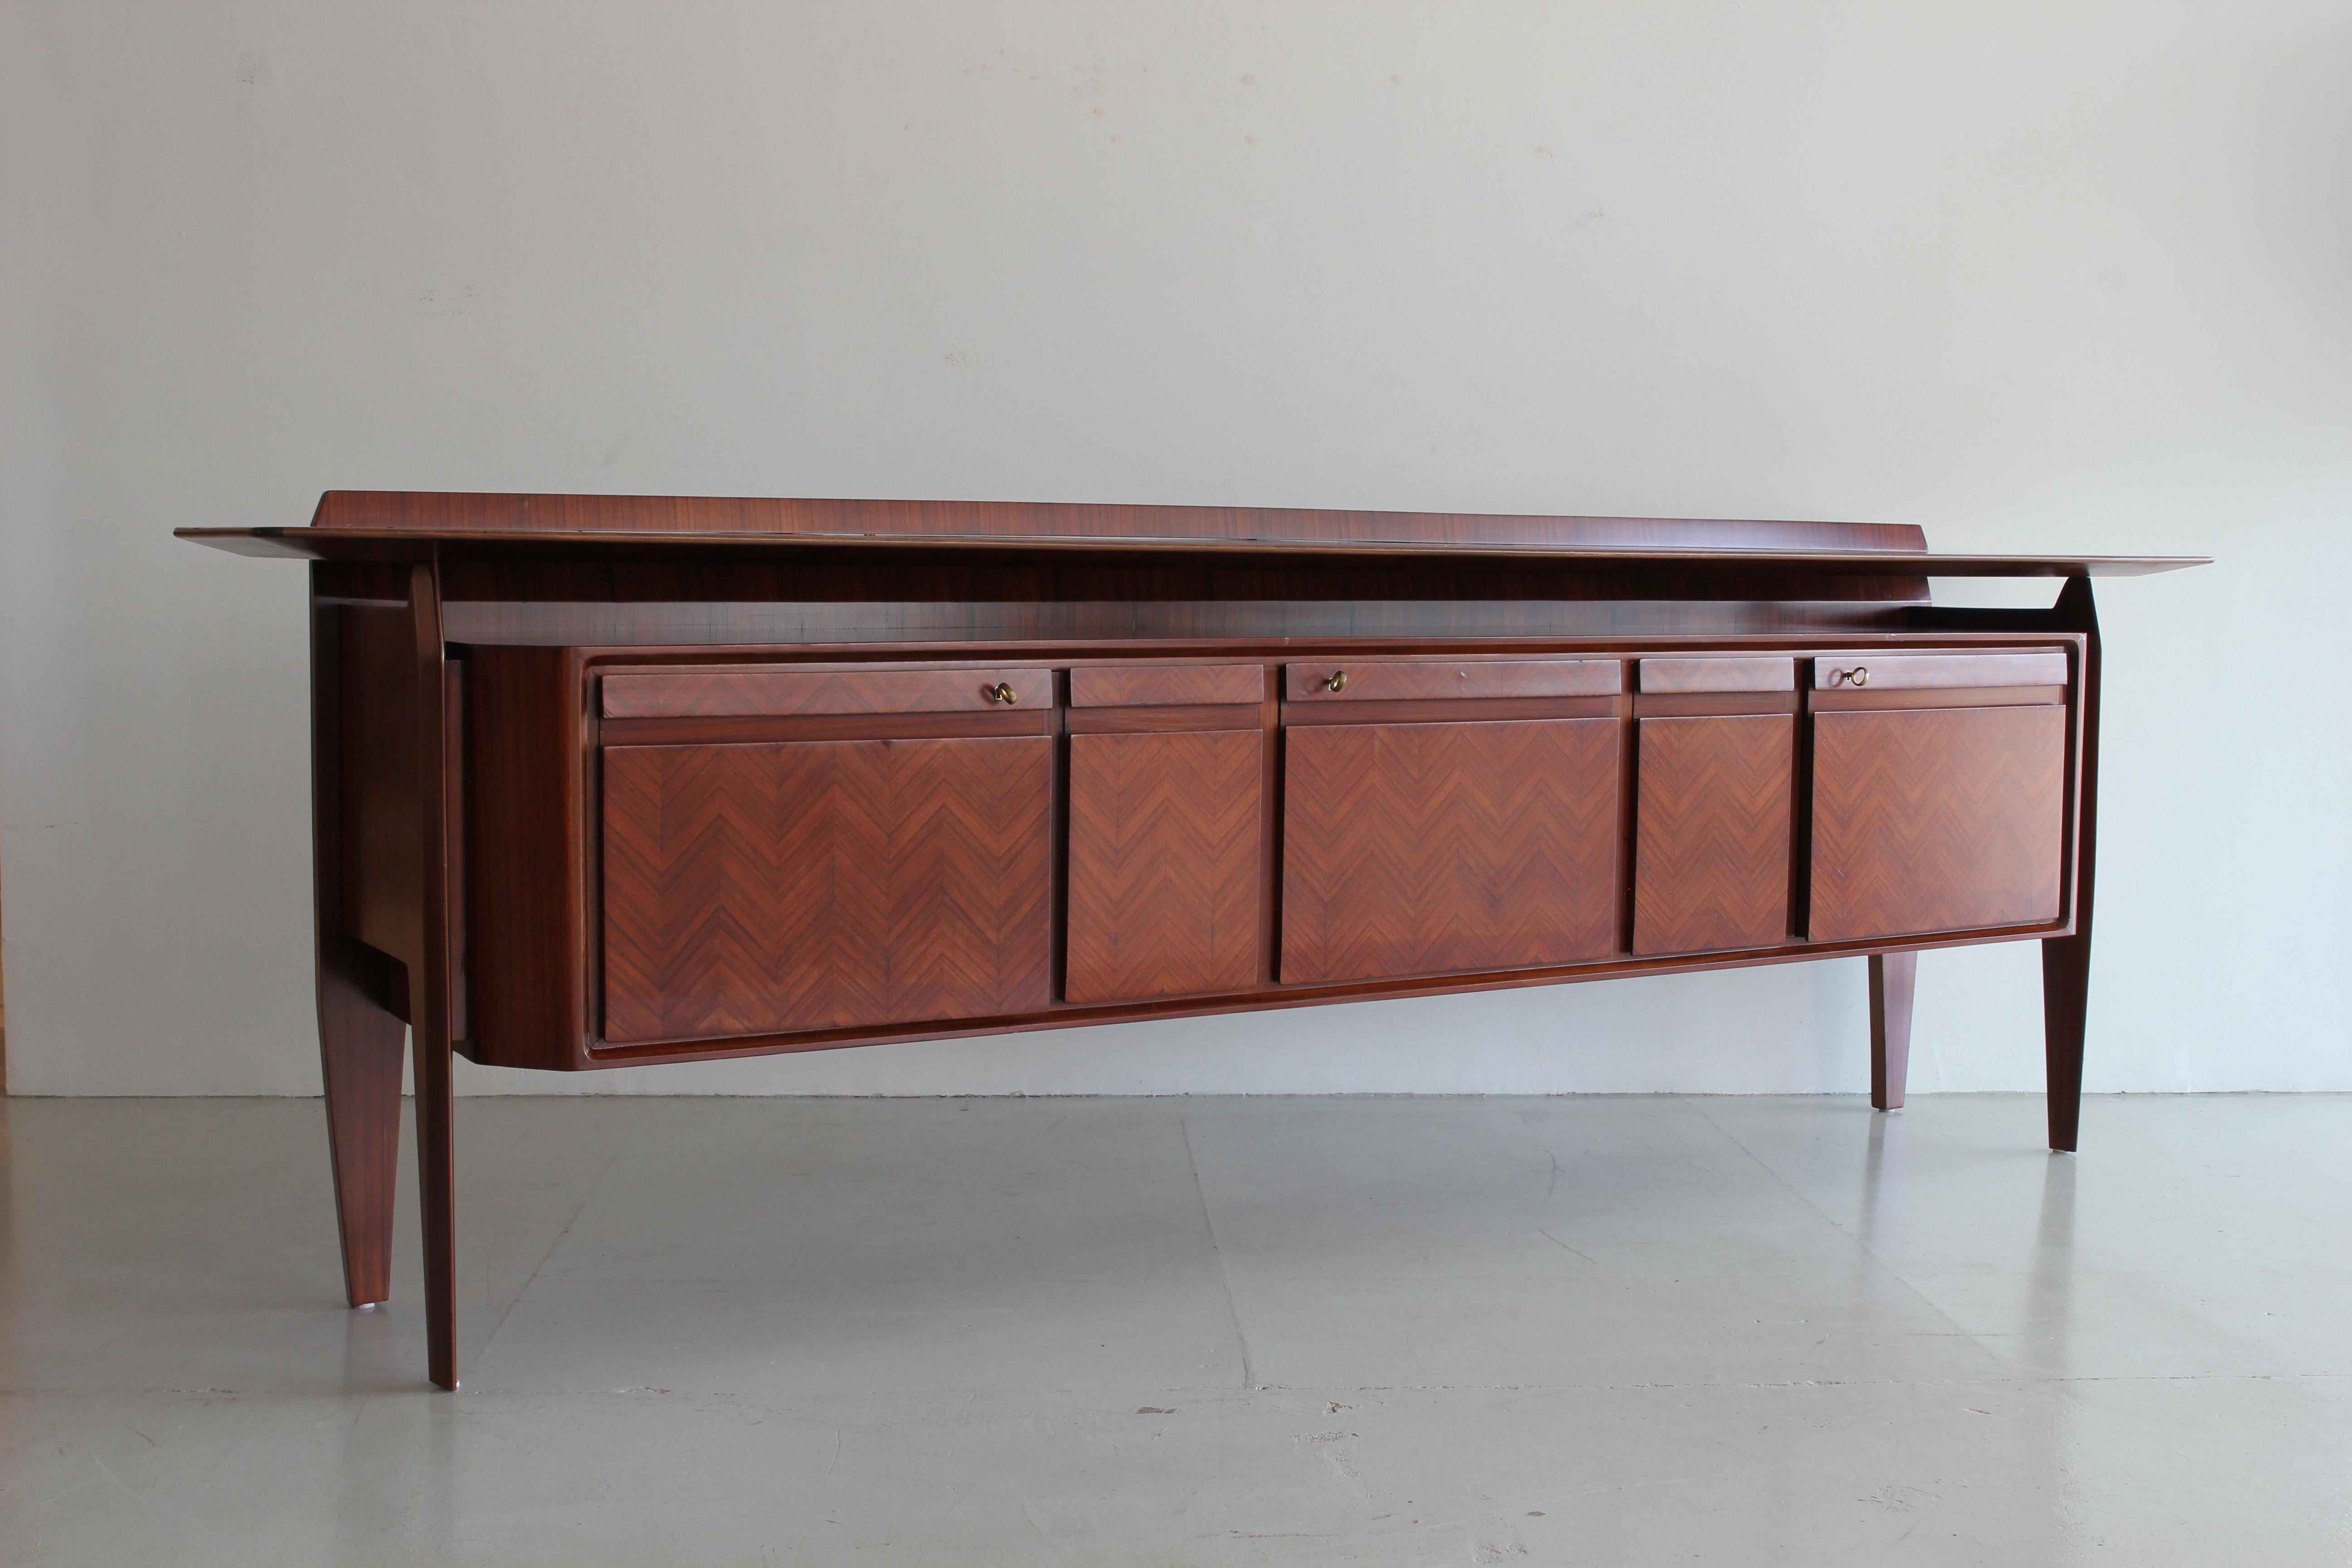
[{"left": 451, "top": 638, "right": 2084, "bottom": 1069}]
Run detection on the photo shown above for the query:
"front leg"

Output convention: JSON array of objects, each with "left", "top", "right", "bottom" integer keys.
[
  {"left": 1868, "top": 951, "right": 1916, "bottom": 1111},
  {"left": 408, "top": 562, "right": 461, "bottom": 1391}
]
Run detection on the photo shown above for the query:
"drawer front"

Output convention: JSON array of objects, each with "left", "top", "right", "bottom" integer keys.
[
  {"left": 1634, "top": 713, "right": 1794, "bottom": 955},
  {"left": 602, "top": 735, "right": 1054, "bottom": 1042},
  {"left": 1640, "top": 657, "right": 1795, "bottom": 694},
  {"left": 1285, "top": 658, "right": 1622, "bottom": 703},
  {"left": 1070, "top": 664, "right": 1266, "bottom": 708},
  {"left": 1282, "top": 719, "right": 1622, "bottom": 985},
  {"left": 602, "top": 666, "right": 1050, "bottom": 719},
  {"left": 1809, "top": 705, "right": 2067, "bottom": 942},
  {"left": 1813, "top": 651, "right": 2068, "bottom": 692},
  {"left": 1066, "top": 730, "right": 1265, "bottom": 1004}
]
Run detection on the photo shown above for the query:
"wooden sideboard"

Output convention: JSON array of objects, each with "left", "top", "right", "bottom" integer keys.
[{"left": 181, "top": 494, "right": 2204, "bottom": 1389}]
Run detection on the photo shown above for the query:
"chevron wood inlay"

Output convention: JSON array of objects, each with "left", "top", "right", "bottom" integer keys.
[
  {"left": 1281, "top": 720, "right": 1622, "bottom": 985},
  {"left": 1633, "top": 714, "right": 1793, "bottom": 955},
  {"left": 1809, "top": 705, "right": 2066, "bottom": 942},
  {"left": 601, "top": 736, "right": 1053, "bottom": 1042},
  {"left": 1066, "top": 730, "right": 1265, "bottom": 1004}
]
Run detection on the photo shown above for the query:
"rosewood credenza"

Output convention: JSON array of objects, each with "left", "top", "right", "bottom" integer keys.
[{"left": 182, "top": 494, "right": 2204, "bottom": 1389}]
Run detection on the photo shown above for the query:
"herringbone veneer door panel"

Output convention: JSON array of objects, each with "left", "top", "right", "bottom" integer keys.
[
  {"left": 602, "top": 736, "right": 1053, "bottom": 1043},
  {"left": 1066, "top": 730, "right": 1264, "bottom": 1004},
  {"left": 1809, "top": 705, "right": 2067, "bottom": 943},
  {"left": 1634, "top": 714, "right": 1794, "bottom": 955},
  {"left": 1282, "top": 720, "right": 1622, "bottom": 985}
]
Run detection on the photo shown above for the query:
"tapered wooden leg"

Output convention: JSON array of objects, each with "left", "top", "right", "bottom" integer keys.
[
  {"left": 318, "top": 939, "right": 405, "bottom": 1306},
  {"left": 2043, "top": 576, "right": 2100, "bottom": 1154},
  {"left": 2042, "top": 934, "right": 2088, "bottom": 1153},
  {"left": 415, "top": 1000, "right": 457, "bottom": 1388},
  {"left": 311, "top": 570, "right": 406, "bottom": 1309},
  {"left": 1869, "top": 951, "right": 1916, "bottom": 1111},
  {"left": 409, "top": 561, "right": 461, "bottom": 1391}
]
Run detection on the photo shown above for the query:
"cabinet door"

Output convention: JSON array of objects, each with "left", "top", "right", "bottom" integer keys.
[
  {"left": 1066, "top": 730, "right": 1264, "bottom": 1004},
  {"left": 1634, "top": 714, "right": 1793, "bottom": 955},
  {"left": 1808, "top": 705, "right": 2066, "bottom": 942},
  {"left": 602, "top": 735, "right": 1054, "bottom": 1042},
  {"left": 1282, "top": 720, "right": 1622, "bottom": 985}
]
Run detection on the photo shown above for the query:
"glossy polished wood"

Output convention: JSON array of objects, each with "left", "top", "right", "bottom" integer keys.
[
  {"left": 1813, "top": 650, "right": 2070, "bottom": 690},
  {"left": 310, "top": 576, "right": 405, "bottom": 1310},
  {"left": 1282, "top": 719, "right": 1623, "bottom": 985},
  {"left": 1633, "top": 714, "right": 1795, "bottom": 956},
  {"left": 1634, "top": 691, "right": 1800, "bottom": 717},
  {"left": 1280, "top": 695, "right": 1621, "bottom": 727},
  {"left": 317, "top": 491, "right": 1938, "bottom": 549},
  {"left": 1068, "top": 663, "right": 1267, "bottom": 708},
  {"left": 464, "top": 646, "right": 590, "bottom": 1073},
  {"left": 407, "top": 563, "right": 460, "bottom": 1393},
  {"left": 602, "top": 735, "right": 1054, "bottom": 1042},
  {"left": 1870, "top": 951, "right": 1918, "bottom": 1111},
  {"left": 599, "top": 709, "right": 1054, "bottom": 746},
  {"left": 2041, "top": 577, "right": 2101, "bottom": 1153},
  {"left": 602, "top": 666, "right": 1050, "bottom": 717},
  {"left": 1809, "top": 685, "right": 2064, "bottom": 712},
  {"left": 180, "top": 492, "right": 2206, "bottom": 576},
  {"left": 1065, "top": 730, "right": 1265, "bottom": 1004},
  {"left": 1064, "top": 704, "right": 1260, "bottom": 735},
  {"left": 197, "top": 494, "right": 2192, "bottom": 1390},
  {"left": 1285, "top": 657, "right": 1624, "bottom": 702},
  {"left": 1809, "top": 705, "right": 2069, "bottom": 943},
  {"left": 1638, "top": 656, "right": 1795, "bottom": 693}
]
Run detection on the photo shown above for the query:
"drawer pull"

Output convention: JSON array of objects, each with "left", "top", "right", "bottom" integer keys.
[
  {"left": 984, "top": 682, "right": 1018, "bottom": 705},
  {"left": 1323, "top": 670, "right": 1348, "bottom": 693},
  {"left": 1848, "top": 666, "right": 1869, "bottom": 688}
]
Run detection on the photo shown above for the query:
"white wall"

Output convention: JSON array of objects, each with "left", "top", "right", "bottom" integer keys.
[{"left": 2, "top": 1, "right": 2345, "bottom": 1098}]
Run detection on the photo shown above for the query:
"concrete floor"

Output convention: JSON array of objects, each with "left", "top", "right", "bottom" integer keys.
[{"left": 1, "top": 1094, "right": 2347, "bottom": 1565}]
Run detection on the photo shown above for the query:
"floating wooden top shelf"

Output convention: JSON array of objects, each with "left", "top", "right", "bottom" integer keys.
[{"left": 173, "top": 491, "right": 2207, "bottom": 577}]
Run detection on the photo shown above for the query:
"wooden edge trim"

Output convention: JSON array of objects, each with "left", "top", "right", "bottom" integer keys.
[
  {"left": 1634, "top": 691, "right": 1801, "bottom": 717},
  {"left": 1285, "top": 657, "right": 1625, "bottom": 702},
  {"left": 600, "top": 666, "right": 1052, "bottom": 718},
  {"left": 1279, "top": 695, "right": 1625, "bottom": 726},
  {"left": 1813, "top": 649, "right": 2069, "bottom": 691},
  {"left": 1638, "top": 656, "right": 1796, "bottom": 693},
  {"left": 1068, "top": 663, "right": 1268, "bottom": 707},
  {"left": 1808, "top": 686, "right": 2066, "bottom": 712},
  {"left": 1065, "top": 705, "right": 1263, "bottom": 734},
  {"left": 597, "top": 710, "right": 1054, "bottom": 745}
]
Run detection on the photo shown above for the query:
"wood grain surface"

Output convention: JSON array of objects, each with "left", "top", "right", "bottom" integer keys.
[
  {"left": 1068, "top": 663, "right": 1268, "bottom": 708},
  {"left": 304, "top": 490, "right": 1931, "bottom": 553},
  {"left": 1809, "top": 705, "right": 2067, "bottom": 942},
  {"left": 462, "top": 646, "right": 589, "bottom": 1071},
  {"left": 1638, "top": 656, "right": 1795, "bottom": 693},
  {"left": 602, "top": 666, "right": 1048, "bottom": 718},
  {"left": 1632, "top": 714, "right": 1795, "bottom": 955},
  {"left": 1813, "top": 650, "right": 2069, "bottom": 690},
  {"left": 1808, "top": 685, "right": 2064, "bottom": 712},
  {"left": 1281, "top": 720, "right": 1622, "bottom": 985},
  {"left": 1065, "top": 730, "right": 1265, "bottom": 1004},
  {"left": 1285, "top": 658, "right": 1623, "bottom": 702},
  {"left": 1870, "top": 950, "right": 1917, "bottom": 1111},
  {"left": 602, "top": 736, "right": 1054, "bottom": 1042}
]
